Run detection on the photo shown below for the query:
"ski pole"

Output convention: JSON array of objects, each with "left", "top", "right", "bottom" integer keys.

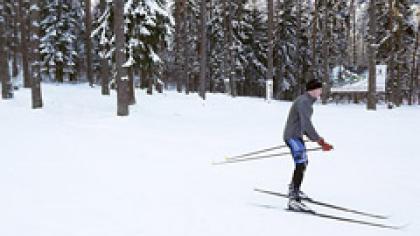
[
  {"left": 214, "top": 147, "right": 323, "bottom": 165},
  {"left": 225, "top": 144, "right": 288, "bottom": 160},
  {"left": 225, "top": 139, "right": 312, "bottom": 161}
]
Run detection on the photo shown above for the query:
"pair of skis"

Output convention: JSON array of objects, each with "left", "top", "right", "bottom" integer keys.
[
  {"left": 254, "top": 188, "right": 405, "bottom": 230},
  {"left": 218, "top": 146, "right": 405, "bottom": 229}
]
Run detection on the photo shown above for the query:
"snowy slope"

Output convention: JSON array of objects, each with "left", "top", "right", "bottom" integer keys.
[{"left": 0, "top": 84, "right": 419, "bottom": 236}]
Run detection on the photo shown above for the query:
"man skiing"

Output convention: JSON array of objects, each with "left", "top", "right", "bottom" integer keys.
[{"left": 283, "top": 79, "right": 333, "bottom": 212}]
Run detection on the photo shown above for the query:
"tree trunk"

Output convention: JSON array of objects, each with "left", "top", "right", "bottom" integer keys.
[
  {"left": 409, "top": 26, "right": 419, "bottom": 105},
  {"left": 18, "top": 0, "right": 30, "bottom": 88},
  {"left": 26, "top": 0, "right": 32, "bottom": 62},
  {"left": 184, "top": 18, "right": 190, "bottom": 95},
  {"left": 85, "top": 0, "right": 94, "bottom": 87},
  {"left": 114, "top": 0, "right": 129, "bottom": 116},
  {"left": 55, "top": 61, "right": 64, "bottom": 83},
  {"left": 30, "top": 0, "right": 42, "bottom": 108},
  {"left": 417, "top": 58, "right": 420, "bottom": 105},
  {"left": 361, "top": 18, "right": 366, "bottom": 66},
  {"left": 0, "top": 0, "right": 13, "bottom": 99},
  {"left": 311, "top": 0, "right": 319, "bottom": 74},
  {"left": 128, "top": 66, "right": 136, "bottom": 104},
  {"left": 321, "top": 0, "right": 330, "bottom": 104},
  {"left": 395, "top": 25, "right": 402, "bottom": 106},
  {"left": 222, "top": 0, "right": 235, "bottom": 97},
  {"left": 98, "top": 1, "right": 109, "bottom": 95},
  {"left": 222, "top": 0, "right": 228, "bottom": 94},
  {"left": 228, "top": 1, "right": 236, "bottom": 97},
  {"left": 296, "top": 0, "right": 305, "bottom": 95},
  {"left": 175, "top": 0, "right": 185, "bottom": 93},
  {"left": 387, "top": 0, "right": 395, "bottom": 106},
  {"left": 140, "top": 67, "right": 147, "bottom": 89},
  {"left": 12, "top": 0, "right": 19, "bottom": 78},
  {"left": 367, "top": 0, "right": 377, "bottom": 110},
  {"left": 351, "top": 0, "right": 357, "bottom": 66},
  {"left": 199, "top": 0, "right": 207, "bottom": 100},
  {"left": 147, "top": 71, "right": 153, "bottom": 95},
  {"left": 100, "top": 57, "right": 110, "bottom": 95},
  {"left": 267, "top": 0, "right": 274, "bottom": 91},
  {"left": 396, "top": 63, "right": 401, "bottom": 106}
]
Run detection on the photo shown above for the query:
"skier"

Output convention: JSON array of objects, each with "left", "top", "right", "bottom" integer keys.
[{"left": 283, "top": 79, "right": 333, "bottom": 212}]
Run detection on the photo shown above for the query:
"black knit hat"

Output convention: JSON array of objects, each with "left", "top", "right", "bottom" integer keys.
[{"left": 306, "top": 79, "right": 323, "bottom": 91}]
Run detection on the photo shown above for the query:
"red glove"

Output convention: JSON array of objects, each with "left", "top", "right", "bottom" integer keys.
[{"left": 318, "top": 138, "right": 333, "bottom": 151}]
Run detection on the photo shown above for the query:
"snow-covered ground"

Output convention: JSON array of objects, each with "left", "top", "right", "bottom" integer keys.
[{"left": 1, "top": 84, "right": 419, "bottom": 236}]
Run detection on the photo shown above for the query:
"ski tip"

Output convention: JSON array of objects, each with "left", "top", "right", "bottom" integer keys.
[
  {"left": 212, "top": 160, "right": 228, "bottom": 165},
  {"left": 212, "top": 160, "right": 232, "bottom": 165},
  {"left": 254, "top": 188, "right": 272, "bottom": 194},
  {"left": 393, "top": 223, "right": 410, "bottom": 230},
  {"left": 384, "top": 224, "right": 407, "bottom": 230}
]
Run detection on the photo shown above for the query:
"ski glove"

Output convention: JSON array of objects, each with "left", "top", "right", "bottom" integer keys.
[{"left": 318, "top": 138, "right": 333, "bottom": 151}]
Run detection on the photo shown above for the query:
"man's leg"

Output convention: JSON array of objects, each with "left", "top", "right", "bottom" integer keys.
[
  {"left": 286, "top": 138, "right": 308, "bottom": 199},
  {"left": 291, "top": 161, "right": 307, "bottom": 193}
]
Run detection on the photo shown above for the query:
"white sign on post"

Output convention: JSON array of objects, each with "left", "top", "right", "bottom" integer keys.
[
  {"left": 266, "top": 80, "right": 273, "bottom": 101},
  {"left": 376, "top": 65, "right": 387, "bottom": 92}
]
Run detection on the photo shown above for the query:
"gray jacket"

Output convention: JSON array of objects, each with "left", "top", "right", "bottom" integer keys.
[{"left": 283, "top": 93, "right": 321, "bottom": 142}]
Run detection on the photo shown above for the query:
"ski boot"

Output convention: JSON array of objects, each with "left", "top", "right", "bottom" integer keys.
[
  {"left": 288, "top": 184, "right": 311, "bottom": 200},
  {"left": 287, "top": 198, "right": 313, "bottom": 213}
]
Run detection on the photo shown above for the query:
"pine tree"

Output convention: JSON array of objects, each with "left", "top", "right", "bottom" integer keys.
[
  {"left": 182, "top": 0, "right": 199, "bottom": 94},
  {"left": 208, "top": 0, "right": 268, "bottom": 97},
  {"left": 242, "top": 2, "right": 267, "bottom": 96},
  {"left": 274, "top": 0, "right": 299, "bottom": 99},
  {"left": 393, "top": 0, "right": 415, "bottom": 106},
  {"left": 330, "top": 0, "right": 350, "bottom": 68},
  {"left": 295, "top": 0, "right": 313, "bottom": 95},
  {"left": 72, "top": 0, "right": 86, "bottom": 82},
  {"left": 40, "top": 0, "right": 80, "bottom": 83},
  {"left": 230, "top": 0, "right": 249, "bottom": 95},
  {"left": 309, "top": 0, "right": 350, "bottom": 103},
  {"left": 92, "top": 0, "right": 112, "bottom": 95},
  {"left": 127, "top": 0, "right": 172, "bottom": 95},
  {"left": 364, "top": 0, "right": 416, "bottom": 106},
  {"left": 208, "top": 0, "right": 224, "bottom": 91},
  {"left": 92, "top": 0, "right": 172, "bottom": 96}
]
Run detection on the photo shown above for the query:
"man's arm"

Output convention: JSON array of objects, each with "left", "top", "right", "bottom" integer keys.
[{"left": 297, "top": 101, "right": 321, "bottom": 142}]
